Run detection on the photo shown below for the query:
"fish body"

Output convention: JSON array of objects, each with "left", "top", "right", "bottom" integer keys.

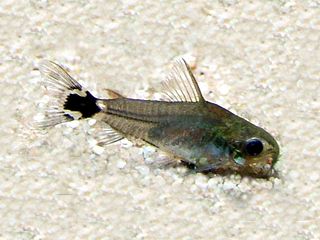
[{"left": 38, "top": 59, "right": 279, "bottom": 178}]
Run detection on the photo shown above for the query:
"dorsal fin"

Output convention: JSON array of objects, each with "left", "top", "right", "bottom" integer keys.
[
  {"left": 162, "top": 58, "right": 205, "bottom": 103},
  {"left": 104, "top": 89, "right": 125, "bottom": 99}
]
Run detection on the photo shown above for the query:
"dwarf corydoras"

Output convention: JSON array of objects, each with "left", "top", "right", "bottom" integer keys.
[{"left": 37, "top": 59, "right": 279, "bottom": 178}]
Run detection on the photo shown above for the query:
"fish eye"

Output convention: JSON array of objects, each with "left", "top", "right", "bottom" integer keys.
[{"left": 244, "top": 138, "right": 263, "bottom": 156}]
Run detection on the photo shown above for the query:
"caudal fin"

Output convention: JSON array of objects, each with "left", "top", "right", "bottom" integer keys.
[{"left": 36, "top": 61, "right": 101, "bottom": 128}]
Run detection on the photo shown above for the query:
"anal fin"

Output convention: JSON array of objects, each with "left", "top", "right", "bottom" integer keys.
[
  {"left": 89, "top": 121, "right": 124, "bottom": 146},
  {"left": 97, "top": 128, "right": 124, "bottom": 146}
]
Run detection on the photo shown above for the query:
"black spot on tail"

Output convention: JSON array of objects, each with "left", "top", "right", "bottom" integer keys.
[{"left": 64, "top": 91, "right": 101, "bottom": 118}]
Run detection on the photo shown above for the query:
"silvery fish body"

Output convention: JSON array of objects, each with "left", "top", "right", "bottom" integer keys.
[{"left": 37, "top": 59, "right": 280, "bottom": 178}]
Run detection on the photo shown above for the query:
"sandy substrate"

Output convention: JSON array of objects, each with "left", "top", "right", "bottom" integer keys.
[{"left": 0, "top": 1, "right": 319, "bottom": 239}]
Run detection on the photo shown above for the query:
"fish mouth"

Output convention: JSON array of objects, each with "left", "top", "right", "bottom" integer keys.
[
  {"left": 231, "top": 163, "right": 278, "bottom": 179},
  {"left": 190, "top": 151, "right": 280, "bottom": 179},
  {"left": 245, "top": 153, "right": 280, "bottom": 179},
  {"left": 229, "top": 150, "right": 280, "bottom": 179},
  {"left": 247, "top": 166, "right": 279, "bottom": 179},
  {"left": 203, "top": 166, "right": 279, "bottom": 179}
]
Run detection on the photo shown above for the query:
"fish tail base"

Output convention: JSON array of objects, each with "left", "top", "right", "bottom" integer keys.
[{"left": 36, "top": 60, "right": 101, "bottom": 129}]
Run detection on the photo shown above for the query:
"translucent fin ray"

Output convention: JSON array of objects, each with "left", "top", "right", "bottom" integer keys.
[
  {"left": 35, "top": 61, "right": 85, "bottom": 129},
  {"left": 39, "top": 60, "right": 82, "bottom": 92},
  {"left": 142, "top": 147, "right": 180, "bottom": 168},
  {"left": 161, "top": 58, "right": 205, "bottom": 103},
  {"left": 104, "top": 89, "right": 125, "bottom": 99},
  {"left": 91, "top": 123, "right": 124, "bottom": 146}
]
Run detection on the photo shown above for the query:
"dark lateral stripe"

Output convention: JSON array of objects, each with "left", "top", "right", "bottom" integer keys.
[{"left": 106, "top": 107, "right": 163, "bottom": 123}]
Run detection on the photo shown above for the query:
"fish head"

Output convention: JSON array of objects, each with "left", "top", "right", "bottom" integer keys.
[{"left": 228, "top": 122, "right": 280, "bottom": 178}]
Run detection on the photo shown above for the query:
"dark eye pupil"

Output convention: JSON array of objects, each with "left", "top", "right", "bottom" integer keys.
[{"left": 245, "top": 139, "right": 263, "bottom": 156}]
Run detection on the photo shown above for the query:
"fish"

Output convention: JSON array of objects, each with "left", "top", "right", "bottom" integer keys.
[{"left": 36, "top": 58, "right": 280, "bottom": 179}]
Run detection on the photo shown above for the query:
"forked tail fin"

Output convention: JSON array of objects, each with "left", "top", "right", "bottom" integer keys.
[{"left": 36, "top": 61, "right": 101, "bottom": 128}]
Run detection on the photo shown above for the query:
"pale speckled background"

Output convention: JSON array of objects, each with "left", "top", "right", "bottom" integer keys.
[{"left": 0, "top": 1, "right": 319, "bottom": 239}]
